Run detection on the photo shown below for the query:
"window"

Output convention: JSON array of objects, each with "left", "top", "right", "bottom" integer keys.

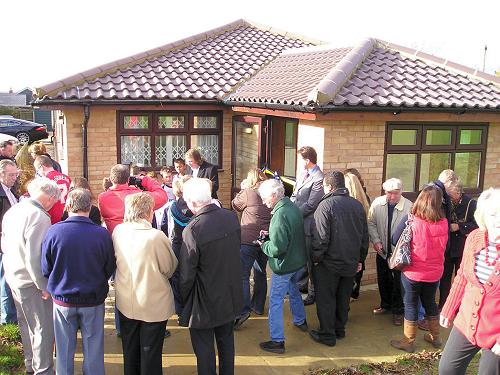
[
  {"left": 118, "top": 112, "right": 222, "bottom": 169},
  {"left": 283, "top": 120, "right": 297, "bottom": 177},
  {"left": 385, "top": 124, "right": 487, "bottom": 194}
]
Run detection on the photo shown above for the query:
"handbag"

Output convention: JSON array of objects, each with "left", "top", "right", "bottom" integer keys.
[{"left": 388, "top": 215, "right": 413, "bottom": 270}]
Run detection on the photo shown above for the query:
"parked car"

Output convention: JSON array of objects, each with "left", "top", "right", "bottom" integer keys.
[{"left": 0, "top": 118, "right": 48, "bottom": 143}]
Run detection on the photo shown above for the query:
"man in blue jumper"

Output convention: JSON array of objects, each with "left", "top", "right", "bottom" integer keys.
[{"left": 42, "top": 188, "right": 116, "bottom": 375}]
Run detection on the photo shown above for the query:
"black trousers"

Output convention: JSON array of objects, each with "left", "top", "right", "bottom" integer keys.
[
  {"left": 189, "top": 321, "right": 235, "bottom": 375},
  {"left": 376, "top": 254, "right": 404, "bottom": 314},
  {"left": 438, "top": 254, "right": 462, "bottom": 310},
  {"left": 118, "top": 311, "right": 167, "bottom": 375},
  {"left": 439, "top": 327, "right": 500, "bottom": 375},
  {"left": 351, "top": 261, "right": 365, "bottom": 299},
  {"left": 313, "top": 263, "right": 354, "bottom": 344}
]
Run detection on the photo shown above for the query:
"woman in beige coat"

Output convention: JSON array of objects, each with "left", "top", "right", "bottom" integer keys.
[{"left": 113, "top": 192, "right": 178, "bottom": 375}]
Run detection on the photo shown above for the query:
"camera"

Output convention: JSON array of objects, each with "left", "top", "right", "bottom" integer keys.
[
  {"left": 128, "top": 176, "right": 144, "bottom": 190},
  {"left": 252, "top": 233, "right": 269, "bottom": 245}
]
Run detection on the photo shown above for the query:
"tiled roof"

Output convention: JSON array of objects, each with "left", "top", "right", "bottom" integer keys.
[{"left": 36, "top": 20, "right": 318, "bottom": 102}]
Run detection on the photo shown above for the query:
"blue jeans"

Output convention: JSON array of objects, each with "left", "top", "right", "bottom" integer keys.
[
  {"left": 269, "top": 267, "right": 306, "bottom": 342},
  {"left": 239, "top": 244, "right": 267, "bottom": 317},
  {"left": 401, "top": 273, "right": 439, "bottom": 322},
  {"left": 53, "top": 303, "right": 105, "bottom": 375},
  {"left": 0, "top": 254, "right": 17, "bottom": 324}
]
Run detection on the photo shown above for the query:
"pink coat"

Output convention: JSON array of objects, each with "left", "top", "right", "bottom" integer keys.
[{"left": 403, "top": 216, "right": 448, "bottom": 282}]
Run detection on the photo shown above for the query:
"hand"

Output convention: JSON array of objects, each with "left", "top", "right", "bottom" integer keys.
[
  {"left": 41, "top": 290, "right": 50, "bottom": 300},
  {"left": 373, "top": 242, "right": 384, "bottom": 256},
  {"left": 255, "top": 240, "right": 263, "bottom": 247},
  {"left": 492, "top": 342, "right": 500, "bottom": 356},
  {"left": 450, "top": 223, "right": 460, "bottom": 232},
  {"left": 357, "top": 262, "right": 362, "bottom": 272},
  {"left": 259, "top": 230, "right": 269, "bottom": 237},
  {"left": 440, "top": 314, "right": 452, "bottom": 328}
]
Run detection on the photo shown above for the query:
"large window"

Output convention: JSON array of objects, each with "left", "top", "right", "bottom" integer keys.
[
  {"left": 118, "top": 111, "right": 222, "bottom": 168},
  {"left": 385, "top": 123, "right": 487, "bottom": 194}
]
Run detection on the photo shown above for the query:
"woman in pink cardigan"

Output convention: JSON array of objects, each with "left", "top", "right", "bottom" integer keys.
[{"left": 439, "top": 188, "right": 500, "bottom": 375}]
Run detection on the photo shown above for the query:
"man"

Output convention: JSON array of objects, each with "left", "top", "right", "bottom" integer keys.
[
  {"left": 41, "top": 188, "right": 116, "bottom": 375},
  {"left": 290, "top": 146, "right": 324, "bottom": 305},
  {"left": 368, "top": 178, "right": 412, "bottom": 326},
  {"left": 160, "top": 166, "right": 176, "bottom": 201},
  {"left": 0, "top": 160, "right": 19, "bottom": 324},
  {"left": 0, "top": 141, "right": 15, "bottom": 161},
  {"left": 185, "top": 148, "right": 219, "bottom": 198},
  {"left": 179, "top": 178, "right": 242, "bottom": 375},
  {"left": 173, "top": 158, "right": 187, "bottom": 185},
  {"left": 310, "top": 171, "right": 368, "bottom": 347},
  {"left": 2, "top": 178, "right": 61, "bottom": 375},
  {"left": 34, "top": 155, "right": 71, "bottom": 224},
  {"left": 258, "top": 179, "right": 308, "bottom": 354}
]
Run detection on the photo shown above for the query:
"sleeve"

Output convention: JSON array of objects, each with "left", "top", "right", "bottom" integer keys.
[
  {"left": 155, "top": 233, "right": 178, "bottom": 279},
  {"left": 141, "top": 176, "right": 168, "bottom": 210},
  {"left": 231, "top": 189, "right": 248, "bottom": 212},
  {"left": 311, "top": 202, "right": 331, "bottom": 263},
  {"left": 298, "top": 178, "right": 324, "bottom": 218},
  {"left": 261, "top": 213, "right": 290, "bottom": 259},
  {"left": 179, "top": 227, "right": 200, "bottom": 303},
  {"left": 367, "top": 201, "right": 381, "bottom": 245},
  {"left": 392, "top": 214, "right": 408, "bottom": 246},
  {"left": 459, "top": 199, "right": 478, "bottom": 236},
  {"left": 360, "top": 213, "right": 369, "bottom": 262},
  {"left": 41, "top": 231, "right": 53, "bottom": 279},
  {"left": 25, "top": 215, "right": 50, "bottom": 290},
  {"left": 102, "top": 233, "right": 116, "bottom": 280},
  {"left": 440, "top": 245, "right": 469, "bottom": 320},
  {"left": 210, "top": 165, "right": 219, "bottom": 197}
]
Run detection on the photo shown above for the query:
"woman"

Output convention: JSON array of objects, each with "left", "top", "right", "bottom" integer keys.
[
  {"left": 439, "top": 179, "right": 478, "bottom": 310},
  {"left": 439, "top": 188, "right": 500, "bottom": 375},
  {"left": 344, "top": 172, "right": 370, "bottom": 300},
  {"left": 232, "top": 168, "right": 272, "bottom": 329},
  {"left": 28, "top": 141, "right": 62, "bottom": 172},
  {"left": 113, "top": 193, "right": 178, "bottom": 375},
  {"left": 390, "top": 184, "right": 448, "bottom": 353},
  {"left": 61, "top": 177, "right": 102, "bottom": 225}
]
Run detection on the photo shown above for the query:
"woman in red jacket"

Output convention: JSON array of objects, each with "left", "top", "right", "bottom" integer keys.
[
  {"left": 439, "top": 188, "right": 500, "bottom": 375},
  {"left": 390, "top": 185, "right": 448, "bottom": 353}
]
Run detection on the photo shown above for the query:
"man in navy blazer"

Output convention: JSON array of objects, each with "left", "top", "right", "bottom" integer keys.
[
  {"left": 291, "top": 146, "right": 324, "bottom": 305},
  {"left": 185, "top": 148, "right": 219, "bottom": 199}
]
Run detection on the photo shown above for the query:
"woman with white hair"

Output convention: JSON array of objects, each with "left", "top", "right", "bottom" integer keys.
[
  {"left": 439, "top": 188, "right": 500, "bottom": 375},
  {"left": 113, "top": 193, "right": 178, "bottom": 375}
]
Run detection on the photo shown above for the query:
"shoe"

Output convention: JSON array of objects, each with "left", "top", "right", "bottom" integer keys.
[
  {"left": 423, "top": 316, "right": 442, "bottom": 348},
  {"left": 303, "top": 294, "right": 315, "bottom": 306},
  {"left": 309, "top": 330, "right": 336, "bottom": 347},
  {"left": 393, "top": 314, "right": 403, "bottom": 326},
  {"left": 116, "top": 332, "right": 121, "bottom": 338},
  {"left": 251, "top": 307, "right": 264, "bottom": 316},
  {"left": 335, "top": 330, "right": 346, "bottom": 339},
  {"left": 234, "top": 312, "right": 251, "bottom": 330},
  {"left": 294, "top": 320, "right": 308, "bottom": 332},
  {"left": 417, "top": 319, "right": 429, "bottom": 331},
  {"left": 372, "top": 307, "right": 389, "bottom": 315},
  {"left": 259, "top": 340, "right": 285, "bottom": 354},
  {"left": 390, "top": 319, "right": 417, "bottom": 353},
  {"left": 165, "top": 329, "right": 171, "bottom": 338},
  {"left": 350, "top": 297, "right": 358, "bottom": 302}
]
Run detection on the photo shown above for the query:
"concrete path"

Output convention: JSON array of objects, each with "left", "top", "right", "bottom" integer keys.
[{"left": 69, "top": 286, "right": 451, "bottom": 374}]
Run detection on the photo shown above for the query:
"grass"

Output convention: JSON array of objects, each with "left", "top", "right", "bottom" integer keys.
[
  {"left": 308, "top": 350, "right": 481, "bottom": 375},
  {"left": 0, "top": 324, "right": 24, "bottom": 375}
]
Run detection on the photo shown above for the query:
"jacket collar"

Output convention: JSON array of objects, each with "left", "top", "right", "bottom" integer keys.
[
  {"left": 193, "top": 203, "right": 219, "bottom": 218},
  {"left": 63, "top": 216, "right": 94, "bottom": 224},
  {"left": 122, "top": 219, "right": 153, "bottom": 230},
  {"left": 271, "top": 196, "right": 291, "bottom": 214},
  {"left": 380, "top": 196, "right": 407, "bottom": 211},
  {"left": 110, "top": 184, "right": 140, "bottom": 192},
  {"left": 26, "top": 198, "right": 50, "bottom": 218},
  {"left": 321, "top": 187, "right": 349, "bottom": 202}
]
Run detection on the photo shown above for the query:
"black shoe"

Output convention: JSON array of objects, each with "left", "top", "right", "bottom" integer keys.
[
  {"left": 309, "top": 330, "right": 336, "bottom": 347},
  {"left": 303, "top": 294, "right": 315, "bottom": 306},
  {"left": 259, "top": 340, "right": 285, "bottom": 354},
  {"left": 165, "top": 329, "right": 171, "bottom": 338},
  {"left": 234, "top": 312, "right": 251, "bottom": 330},
  {"left": 294, "top": 320, "right": 308, "bottom": 332},
  {"left": 335, "top": 330, "right": 346, "bottom": 339},
  {"left": 251, "top": 307, "right": 264, "bottom": 316}
]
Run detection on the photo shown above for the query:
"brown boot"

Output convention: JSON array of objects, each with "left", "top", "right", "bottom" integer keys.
[
  {"left": 424, "top": 316, "right": 442, "bottom": 348},
  {"left": 390, "top": 319, "right": 417, "bottom": 353}
]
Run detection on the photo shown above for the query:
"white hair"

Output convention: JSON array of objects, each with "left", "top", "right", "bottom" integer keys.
[
  {"left": 382, "top": 178, "right": 403, "bottom": 192},
  {"left": 27, "top": 177, "right": 61, "bottom": 200},
  {"left": 183, "top": 178, "right": 212, "bottom": 207},
  {"left": 258, "top": 179, "right": 284, "bottom": 201},
  {"left": 474, "top": 188, "right": 500, "bottom": 231}
]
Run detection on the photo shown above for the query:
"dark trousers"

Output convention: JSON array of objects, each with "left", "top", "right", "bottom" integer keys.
[
  {"left": 118, "top": 311, "right": 167, "bottom": 375},
  {"left": 438, "top": 254, "right": 462, "bottom": 310},
  {"left": 239, "top": 244, "right": 267, "bottom": 316},
  {"left": 313, "top": 263, "right": 354, "bottom": 344},
  {"left": 401, "top": 273, "right": 439, "bottom": 321},
  {"left": 189, "top": 321, "right": 235, "bottom": 375},
  {"left": 351, "top": 261, "right": 364, "bottom": 299},
  {"left": 376, "top": 254, "right": 404, "bottom": 314},
  {"left": 439, "top": 327, "right": 500, "bottom": 375}
]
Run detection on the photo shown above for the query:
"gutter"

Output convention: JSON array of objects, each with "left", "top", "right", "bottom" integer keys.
[
  {"left": 82, "top": 105, "right": 90, "bottom": 180},
  {"left": 224, "top": 100, "right": 316, "bottom": 113},
  {"left": 317, "top": 105, "right": 500, "bottom": 114},
  {"left": 33, "top": 99, "right": 221, "bottom": 107}
]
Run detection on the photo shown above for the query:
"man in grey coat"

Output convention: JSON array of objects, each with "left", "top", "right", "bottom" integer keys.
[{"left": 290, "top": 146, "right": 324, "bottom": 305}]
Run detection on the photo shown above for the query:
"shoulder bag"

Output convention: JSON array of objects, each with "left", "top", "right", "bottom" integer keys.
[{"left": 388, "top": 215, "right": 413, "bottom": 270}]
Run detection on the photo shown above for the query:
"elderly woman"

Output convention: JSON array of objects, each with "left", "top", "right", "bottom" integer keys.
[
  {"left": 113, "top": 193, "right": 178, "bottom": 375},
  {"left": 439, "top": 188, "right": 500, "bottom": 375},
  {"left": 232, "top": 168, "right": 272, "bottom": 329},
  {"left": 257, "top": 179, "right": 307, "bottom": 354}
]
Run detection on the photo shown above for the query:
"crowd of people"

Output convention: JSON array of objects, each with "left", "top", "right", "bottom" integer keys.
[{"left": 0, "top": 140, "right": 498, "bottom": 375}]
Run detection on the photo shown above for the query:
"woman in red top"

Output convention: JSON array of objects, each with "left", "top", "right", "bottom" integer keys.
[
  {"left": 390, "top": 185, "right": 448, "bottom": 353},
  {"left": 439, "top": 188, "right": 500, "bottom": 375}
]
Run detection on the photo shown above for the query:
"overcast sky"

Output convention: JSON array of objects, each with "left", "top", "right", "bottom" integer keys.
[{"left": 1, "top": 0, "right": 498, "bottom": 93}]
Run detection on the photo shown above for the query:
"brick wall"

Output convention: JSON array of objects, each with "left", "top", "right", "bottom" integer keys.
[{"left": 484, "top": 122, "right": 500, "bottom": 189}]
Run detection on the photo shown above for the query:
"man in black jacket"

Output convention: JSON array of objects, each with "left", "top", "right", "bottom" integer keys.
[
  {"left": 179, "top": 178, "right": 243, "bottom": 375},
  {"left": 310, "top": 171, "right": 369, "bottom": 347},
  {"left": 185, "top": 148, "right": 219, "bottom": 198}
]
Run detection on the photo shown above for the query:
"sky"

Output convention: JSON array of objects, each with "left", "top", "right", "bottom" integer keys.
[{"left": 1, "top": 0, "right": 499, "bottom": 93}]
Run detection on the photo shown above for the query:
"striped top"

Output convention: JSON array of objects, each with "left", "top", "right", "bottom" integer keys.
[{"left": 474, "top": 242, "right": 498, "bottom": 284}]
